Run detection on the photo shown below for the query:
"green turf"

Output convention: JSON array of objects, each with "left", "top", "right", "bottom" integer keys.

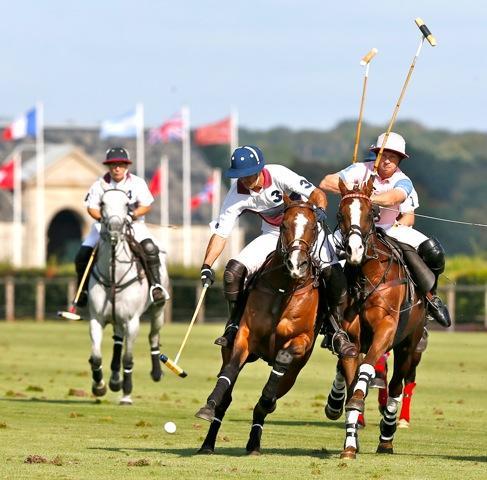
[{"left": 0, "top": 321, "right": 486, "bottom": 479}]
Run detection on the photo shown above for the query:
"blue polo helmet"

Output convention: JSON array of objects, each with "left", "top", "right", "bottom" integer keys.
[{"left": 224, "top": 145, "right": 265, "bottom": 178}]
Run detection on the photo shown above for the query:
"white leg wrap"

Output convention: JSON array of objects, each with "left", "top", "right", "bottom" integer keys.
[
  {"left": 354, "top": 363, "right": 375, "bottom": 397},
  {"left": 344, "top": 409, "right": 360, "bottom": 450}
]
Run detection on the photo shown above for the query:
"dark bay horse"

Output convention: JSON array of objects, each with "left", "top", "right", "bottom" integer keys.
[
  {"left": 195, "top": 196, "right": 322, "bottom": 455},
  {"left": 324, "top": 178, "right": 426, "bottom": 459}
]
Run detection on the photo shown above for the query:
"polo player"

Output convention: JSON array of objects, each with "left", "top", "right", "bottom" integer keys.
[{"left": 74, "top": 147, "right": 166, "bottom": 307}]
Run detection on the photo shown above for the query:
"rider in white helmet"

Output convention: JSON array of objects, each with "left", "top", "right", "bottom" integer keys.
[
  {"left": 319, "top": 132, "right": 451, "bottom": 328},
  {"left": 74, "top": 147, "right": 166, "bottom": 307},
  {"left": 200, "top": 145, "right": 358, "bottom": 358}
]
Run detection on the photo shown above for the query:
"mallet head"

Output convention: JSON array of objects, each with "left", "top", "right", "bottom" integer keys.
[
  {"left": 160, "top": 354, "right": 188, "bottom": 378},
  {"left": 360, "top": 48, "right": 378, "bottom": 66},
  {"left": 415, "top": 18, "right": 437, "bottom": 46}
]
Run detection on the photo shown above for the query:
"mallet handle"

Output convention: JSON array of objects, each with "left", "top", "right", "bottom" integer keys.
[
  {"left": 415, "top": 18, "right": 437, "bottom": 46},
  {"left": 73, "top": 246, "right": 98, "bottom": 306},
  {"left": 174, "top": 284, "right": 209, "bottom": 364}
]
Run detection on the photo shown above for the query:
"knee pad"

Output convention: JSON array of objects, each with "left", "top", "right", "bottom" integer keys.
[
  {"left": 141, "top": 239, "right": 159, "bottom": 258},
  {"left": 223, "top": 259, "right": 247, "bottom": 302},
  {"left": 418, "top": 238, "right": 445, "bottom": 275}
]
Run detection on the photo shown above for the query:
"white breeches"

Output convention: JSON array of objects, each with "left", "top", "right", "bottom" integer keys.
[
  {"left": 328, "top": 224, "right": 428, "bottom": 252},
  {"left": 235, "top": 226, "right": 339, "bottom": 277},
  {"left": 82, "top": 222, "right": 153, "bottom": 248}
]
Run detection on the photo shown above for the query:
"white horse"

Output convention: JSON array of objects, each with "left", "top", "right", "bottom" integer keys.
[{"left": 88, "top": 188, "right": 169, "bottom": 405}]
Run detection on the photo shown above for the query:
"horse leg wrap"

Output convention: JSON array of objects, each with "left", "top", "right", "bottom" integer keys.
[
  {"left": 354, "top": 363, "right": 375, "bottom": 398},
  {"left": 110, "top": 335, "right": 123, "bottom": 372},
  {"left": 344, "top": 409, "right": 360, "bottom": 451},
  {"left": 200, "top": 393, "right": 233, "bottom": 452},
  {"left": 89, "top": 356, "right": 103, "bottom": 383},
  {"left": 327, "top": 371, "right": 346, "bottom": 415},
  {"left": 207, "top": 365, "right": 238, "bottom": 407},
  {"left": 262, "top": 349, "right": 293, "bottom": 402},
  {"left": 379, "top": 395, "right": 402, "bottom": 442},
  {"left": 122, "top": 358, "right": 134, "bottom": 395},
  {"left": 399, "top": 382, "right": 416, "bottom": 422}
]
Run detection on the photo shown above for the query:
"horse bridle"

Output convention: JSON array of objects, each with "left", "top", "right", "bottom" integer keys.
[
  {"left": 279, "top": 202, "right": 319, "bottom": 262},
  {"left": 338, "top": 192, "right": 375, "bottom": 257}
]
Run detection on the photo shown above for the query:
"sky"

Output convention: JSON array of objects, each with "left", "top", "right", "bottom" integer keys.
[{"left": 2, "top": 1, "right": 486, "bottom": 132}]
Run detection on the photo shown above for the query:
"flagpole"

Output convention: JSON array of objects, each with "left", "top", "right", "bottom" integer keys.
[
  {"left": 161, "top": 154, "right": 169, "bottom": 255},
  {"left": 230, "top": 107, "right": 239, "bottom": 259},
  {"left": 12, "top": 151, "right": 22, "bottom": 267},
  {"left": 181, "top": 106, "right": 191, "bottom": 266},
  {"left": 136, "top": 103, "right": 145, "bottom": 178},
  {"left": 211, "top": 168, "right": 221, "bottom": 222},
  {"left": 36, "top": 101, "right": 45, "bottom": 268}
]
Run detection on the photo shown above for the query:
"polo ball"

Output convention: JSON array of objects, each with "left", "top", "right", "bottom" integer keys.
[{"left": 164, "top": 421, "right": 177, "bottom": 434}]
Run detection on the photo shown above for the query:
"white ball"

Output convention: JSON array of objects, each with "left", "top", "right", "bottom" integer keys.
[{"left": 164, "top": 421, "right": 176, "bottom": 434}]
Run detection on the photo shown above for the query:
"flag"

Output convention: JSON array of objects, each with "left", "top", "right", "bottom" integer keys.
[
  {"left": 0, "top": 158, "right": 14, "bottom": 190},
  {"left": 149, "top": 112, "right": 183, "bottom": 144},
  {"left": 191, "top": 176, "right": 215, "bottom": 210},
  {"left": 149, "top": 166, "right": 162, "bottom": 196},
  {"left": 2, "top": 107, "right": 37, "bottom": 141},
  {"left": 194, "top": 117, "right": 231, "bottom": 146},
  {"left": 100, "top": 110, "right": 138, "bottom": 138}
]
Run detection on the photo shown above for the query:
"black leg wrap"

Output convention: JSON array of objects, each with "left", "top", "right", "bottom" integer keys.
[
  {"left": 261, "top": 349, "right": 292, "bottom": 402},
  {"left": 207, "top": 365, "right": 238, "bottom": 406},
  {"left": 89, "top": 356, "right": 103, "bottom": 383},
  {"left": 379, "top": 407, "right": 398, "bottom": 442},
  {"left": 110, "top": 336, "right": 123, "bottom": 372}
]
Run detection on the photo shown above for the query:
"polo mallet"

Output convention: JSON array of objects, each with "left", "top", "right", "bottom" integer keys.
[
  {"left": 373, "top": 17, "right": 437, "bottom": 173},
  {"left": 57, "top": 246, "right": 98, "bottom": 321},
  {"left": 160, "top": 283, "right": 210, "bottom": 378},
  {"left": 352, "top": 48, "right": 378, "bottom": 164}
]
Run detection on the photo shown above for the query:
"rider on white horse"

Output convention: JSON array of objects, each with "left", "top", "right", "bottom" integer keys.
[
  {"left": 319, "top": 132, "right": 451, "bottom": 328},
  {"left": 200, "top": 145, "right": 358, "bottom": 358},
  {"left": 74, "top": 147, "right": 166, "bottom": 307}
]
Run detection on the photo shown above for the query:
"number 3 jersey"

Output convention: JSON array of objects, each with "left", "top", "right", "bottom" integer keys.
[{"left": 210, "top": 164, "right": 315, "bottom": 238}]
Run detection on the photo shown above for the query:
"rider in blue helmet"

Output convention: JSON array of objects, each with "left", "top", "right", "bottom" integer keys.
[{"left": 199, "top": 145, "right": 358, "bottom": 358}]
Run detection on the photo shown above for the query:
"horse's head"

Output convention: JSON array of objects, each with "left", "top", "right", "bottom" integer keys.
[
  {"left": 100, "top": 187, "right": 130, "bottom": 246},
  {"left": 337, "top": 176, "right": 375, "bottom": 265},
  {"left": 279, "top": 195, "right": 319, "bottom": 279}
]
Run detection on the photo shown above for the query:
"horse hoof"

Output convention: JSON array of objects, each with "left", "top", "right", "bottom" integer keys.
[
  {"left": 398, "top": 419, "right": 409, "bottom": 429},
  {"left": 150, "top": 368, "right": 163, "bottom": 382},
  {"left": 345, "top": 398, "right": 364, "bottom": 413},
  {"left": 92, "top": 381, "right": 107, "bottom": 397},
  {"left": 119, "top": 396, "right": 133, "bottom": 405},
  {"left": 377, "top": 443, "right": 394, "bottom": 454},
  {"left": 109, "top": 379, "right": 122, "bottom": 392},
  {"left": 195, "top": 404, "right": 215, "bottom": 422},
  {"left": 324, "top": 404, "right": 343, "bottom": 420},
  {"left": 246, "top": 449, "right": 261, "bottom": 456},
  {"left": 196, "top": 447, "right": 214, "bottom": 455},
  {"left": 340, "top": 449, "right": 356, "bottom": 460}
]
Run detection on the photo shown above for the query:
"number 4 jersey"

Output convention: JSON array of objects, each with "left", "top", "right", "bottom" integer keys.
[{"left": 210, "top": 164, "right": 315, "bottom": 237}]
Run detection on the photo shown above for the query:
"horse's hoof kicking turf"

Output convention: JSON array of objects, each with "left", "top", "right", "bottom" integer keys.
[
  {"left": 376, "top": 444, "right": 393, "bottom": 454},
  {"left": 92, "top": 381, "right": 107, "bottom": 397},
  {"left": 195, "top": 405, "right": 215, "bottom": 422},
  {"left": 340, "top": 450, "right": 356, "bottom": 460},
  {"left": 196, "top": 447, "right": 214, "bottom": 455}
]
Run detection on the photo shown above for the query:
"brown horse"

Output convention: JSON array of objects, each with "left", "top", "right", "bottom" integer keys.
[
  {"left": 324, "top": 177, "right": 426, "bottom": 459},
  {"left": 195, "top": 196, "right": 321, "bottom": 455}
]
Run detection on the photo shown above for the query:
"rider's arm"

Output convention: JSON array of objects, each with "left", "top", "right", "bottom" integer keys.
[
  {"left": 309, "top": 187, "right": 328, "bottom": 209},
  {"left": 319, "top": 173, "right": 341, "bottom": 194},
  {"left": 370, "top": 188, "right": 407, "bottom": 207},
  {"left": 202, "top": 234, "right": 227, "bottom": 267},
  {"left": 131, "top": 205, "right": 151, "bottom": 219},
  {"left": 87, "top": 207, "right": 102, "bottom": 221}
]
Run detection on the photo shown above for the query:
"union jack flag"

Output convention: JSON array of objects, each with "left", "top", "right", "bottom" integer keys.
[
  {"left": 149, "top": 112, "right": 183, "bottom": 144},
  {"left": 191, "top": 176, "right": 215, "bottom": 210}
]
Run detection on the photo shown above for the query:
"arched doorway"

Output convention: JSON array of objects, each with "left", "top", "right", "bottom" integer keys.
[{"left": 47, "top": 209, "right": 83, "bottom": 264}]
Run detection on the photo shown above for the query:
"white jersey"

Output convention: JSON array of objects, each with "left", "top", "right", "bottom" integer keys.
[
  {"left": 84, "top": 172, "right": 154, "bottom": 222},
  {"left": 339, "top": 161, "right": 417, "bottom": 228},
  {"left": 210, "top": 164, "right": 315, "bottom": 238}
]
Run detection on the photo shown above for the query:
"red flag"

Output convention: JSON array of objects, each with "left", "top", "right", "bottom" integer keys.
[
  {"left": 149, "top": 167, "right": 162, "bottom": 196},
  {"left": 0, "top": 158, "right": 14, "bottom": 190},
  {"left": 191, "top": 176, "right": 214, "bottom": 210},
  {"left": 194, "top": 117, "right": 231, "bottom": 146}
]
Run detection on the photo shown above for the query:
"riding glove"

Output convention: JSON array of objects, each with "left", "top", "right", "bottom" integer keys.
[
  {"left": 315, "top": 207, "right": 327, "bottom": 225},
  {"left": 200, "top": 264, "right": 215, "bottom": 287}
]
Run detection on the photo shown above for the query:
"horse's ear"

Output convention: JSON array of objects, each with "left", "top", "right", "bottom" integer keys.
[
  {"left": 283, "top": 193, "right": 291, "bottom": 205},
  {"left": 338, "top": 177, "right": 349, "bottom": 196},
  {"left": 364, "top": 175, "right": 375, "bottom": 197}
]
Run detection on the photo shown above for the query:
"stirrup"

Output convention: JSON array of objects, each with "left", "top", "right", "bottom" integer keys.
[{"left": 214, "top": 325, "right": 238, "bottom": 348}]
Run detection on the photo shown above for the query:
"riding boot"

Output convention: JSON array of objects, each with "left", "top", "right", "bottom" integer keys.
[
  {"left": 74, "top": 245, "right": 94, "bottom": 308},
  {"left": 319, "top": 264, "right": 358, "bottom": 358},
  {"left": 214, "top": 300, "right": 240, "bottom": 347},
  {"left": 214, "top": 259, "right": 247, "bottom": 348},
  {"left": 418, "top": 238, "right": 451, "bottom": 328},
  {"left": 141, "top": 239, "right": 166, "bottom": 306}
]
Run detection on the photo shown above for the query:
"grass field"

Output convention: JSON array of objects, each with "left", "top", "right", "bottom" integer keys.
[{"left": 0, "top": 321, "right": 486, "bottom": 480}]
